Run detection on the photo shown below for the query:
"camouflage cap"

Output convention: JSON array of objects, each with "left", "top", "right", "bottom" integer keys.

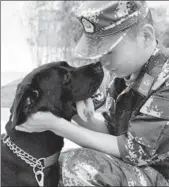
[{"left": 74, "top": 1, "right": 149, "bottom": 60}]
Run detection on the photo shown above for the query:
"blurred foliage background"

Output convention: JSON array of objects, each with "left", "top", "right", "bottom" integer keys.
[
  {"left": 1, "top": 1, "right": 169, "bottom": 108},
  {"left": 20, "top": 1, "right": 169, "bottom": 67},
  {"left": 21, "top": 1, "right": 169, "bottom": 90}
]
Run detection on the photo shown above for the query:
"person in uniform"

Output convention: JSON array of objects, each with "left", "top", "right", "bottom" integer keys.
[{"left": 16, "top": 1, "right": 169, "bottom": 186}]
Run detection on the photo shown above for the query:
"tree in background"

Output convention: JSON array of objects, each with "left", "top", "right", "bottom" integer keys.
[
  {"left": 151, "top": 7, "right": 169, "bottom": 47},
  {"left": 21, "top": 1, "right": 83, "bottom": 67},
  {"left": 151, "top": 7, "right": 169, "bottom": 55}
]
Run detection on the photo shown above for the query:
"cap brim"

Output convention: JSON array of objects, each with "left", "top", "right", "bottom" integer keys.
[{"left": 74, "top": 32, "right": 126, "bottom": 60}]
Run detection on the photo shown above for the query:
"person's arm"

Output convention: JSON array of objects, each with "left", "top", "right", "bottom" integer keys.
[
  {"left": 72, "top": 113, "right": 110, "bottom": 134},
  {"left": 51, "top": 117, "right": 120, "bottom": 158},
  {"left": 15, "top": 111, "right": 120, "bottom": 158},
  {"left": 73, "top": 98, "right": 110, "bottom": 134}
]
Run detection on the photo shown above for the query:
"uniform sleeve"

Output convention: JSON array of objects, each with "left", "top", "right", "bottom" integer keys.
[{"left": 117, "top": 83, "right": 169, "bottom": 166}]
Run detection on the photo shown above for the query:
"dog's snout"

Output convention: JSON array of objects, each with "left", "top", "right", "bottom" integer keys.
[{"left": 93, "top": 62, "right": 103, "bottom": 73}]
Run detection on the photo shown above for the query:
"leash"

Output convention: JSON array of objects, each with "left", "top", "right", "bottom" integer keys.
[{"left": 2, "top": 134, "right": 60, "bottom": 187}]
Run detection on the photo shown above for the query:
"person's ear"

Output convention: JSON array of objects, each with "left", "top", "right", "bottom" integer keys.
[{"left": 141, "top": 24, "right": 155, "bottom": 47}]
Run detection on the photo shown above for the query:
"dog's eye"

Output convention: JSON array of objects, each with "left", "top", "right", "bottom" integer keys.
[{"left": 63, "top": 72, "right": 71, "bottom": 85}]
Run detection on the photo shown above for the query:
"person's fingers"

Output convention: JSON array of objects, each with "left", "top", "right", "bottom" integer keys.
[
  {"left": 14, "top": 112, "right": 56, "bottom": 133},
  {"left": 15, "top": 125, "right": 31, "bottom": 132},
  {"left": 31, "top": 111, "right": 54, "bottom": 123}
]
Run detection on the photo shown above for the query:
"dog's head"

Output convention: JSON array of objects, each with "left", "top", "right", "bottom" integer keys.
[{"left": 9, "top": 61, "right": 104, "bottom": 129}]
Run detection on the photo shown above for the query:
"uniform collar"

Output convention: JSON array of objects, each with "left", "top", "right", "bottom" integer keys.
[
  {"left": 124, "top": 43, "right": 159, "bottom": 86},
  {"left": 125, "top": 43, "right": 168, "bottom": 95}
]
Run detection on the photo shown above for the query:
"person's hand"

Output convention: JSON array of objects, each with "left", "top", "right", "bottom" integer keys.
[
  {"left": 15, "top": 111, "right": 62, "bottom": 133},
  {"left": 76, "top": 98, "right": 95, "bottom": 122}
]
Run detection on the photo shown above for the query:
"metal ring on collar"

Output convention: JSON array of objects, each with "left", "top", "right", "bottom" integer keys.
[{"left": 33, "top": 158, "right": 45, "bottom": 174}]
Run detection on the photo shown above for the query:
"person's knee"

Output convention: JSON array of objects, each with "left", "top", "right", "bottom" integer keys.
[
  {"left": 59, "top": 148, "right": 101, "bottom": 186},
  {"left": 59, "top": 148, "right": 124, "bottom": 186},
  {"left": 59, "top": 148, "right": 99, "bottom": 166},
  {"left": 60, "top": 147, "right": 114, "bottom": 174}
]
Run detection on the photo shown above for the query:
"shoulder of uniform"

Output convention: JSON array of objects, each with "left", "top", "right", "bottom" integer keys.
[
  {"left": 140, "top": 94, "right": 169, "bottom": 119},
  {"left": 151, "top": 59, "right": 169, "bottom": 91},
  {"left": 139, "top": 59, "right": 169, "bottom": 119}
]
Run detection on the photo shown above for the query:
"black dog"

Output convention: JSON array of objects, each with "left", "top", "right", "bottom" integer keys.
[{"left": 1, "top": 61, "right": 104, "bottom": 186}]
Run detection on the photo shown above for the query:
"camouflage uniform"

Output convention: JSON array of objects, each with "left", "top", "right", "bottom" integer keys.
[
  {"left": 58, "top": 43, "right": 169, "bottom": 187},
  {"left": 58, "top": 1, "right": 169, "bottom": 186}
]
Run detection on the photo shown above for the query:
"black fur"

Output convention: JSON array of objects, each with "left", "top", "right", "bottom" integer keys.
[{"left": 1, "top": 61, "right": 104, "bottom": 186}]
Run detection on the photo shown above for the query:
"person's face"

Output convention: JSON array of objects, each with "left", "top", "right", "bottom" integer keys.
[{"left": 100, "top": 28, "right": 153, "bottom": 78}]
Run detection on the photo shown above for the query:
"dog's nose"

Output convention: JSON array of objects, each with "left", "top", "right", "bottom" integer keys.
[{"left": 93, "top": 62, "right": 103, "bottom": 73}]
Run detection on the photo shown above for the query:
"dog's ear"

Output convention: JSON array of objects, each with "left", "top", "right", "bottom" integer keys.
[
  {"left": 25, "top": 90, "right": 39, "bottom": 106},
  {"left": 11, "top": 85, "right": 40, "bottom": 129}
]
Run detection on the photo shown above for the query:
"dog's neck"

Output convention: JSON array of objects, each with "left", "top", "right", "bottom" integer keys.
[{"left": 5, "top": 121, "right": 64, "bottom": 159}]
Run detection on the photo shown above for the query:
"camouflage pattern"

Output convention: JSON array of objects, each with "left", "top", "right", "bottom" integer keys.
[
  {"left": 58, "top": 148, "right": 168, "bottom": 186},
  {"left": 58, "top": 45, "right": 169, "bottom": 186},
  {"left": 140, "top": 55, "right": 169, "bottom": 118},
  {"left": 110, "top": 44, "right": 169, "bottom": 179},
  {"left": 74, "top": 1, "right": 149, "bottom": 59}
]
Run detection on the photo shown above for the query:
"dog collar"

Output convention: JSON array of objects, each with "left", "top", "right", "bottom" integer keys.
[
  {"left": 2, "top": 133, "right": 60, "bottom": 168},
  {"left": 2, "top": 133, "right": 60, "bottom": 186}
]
